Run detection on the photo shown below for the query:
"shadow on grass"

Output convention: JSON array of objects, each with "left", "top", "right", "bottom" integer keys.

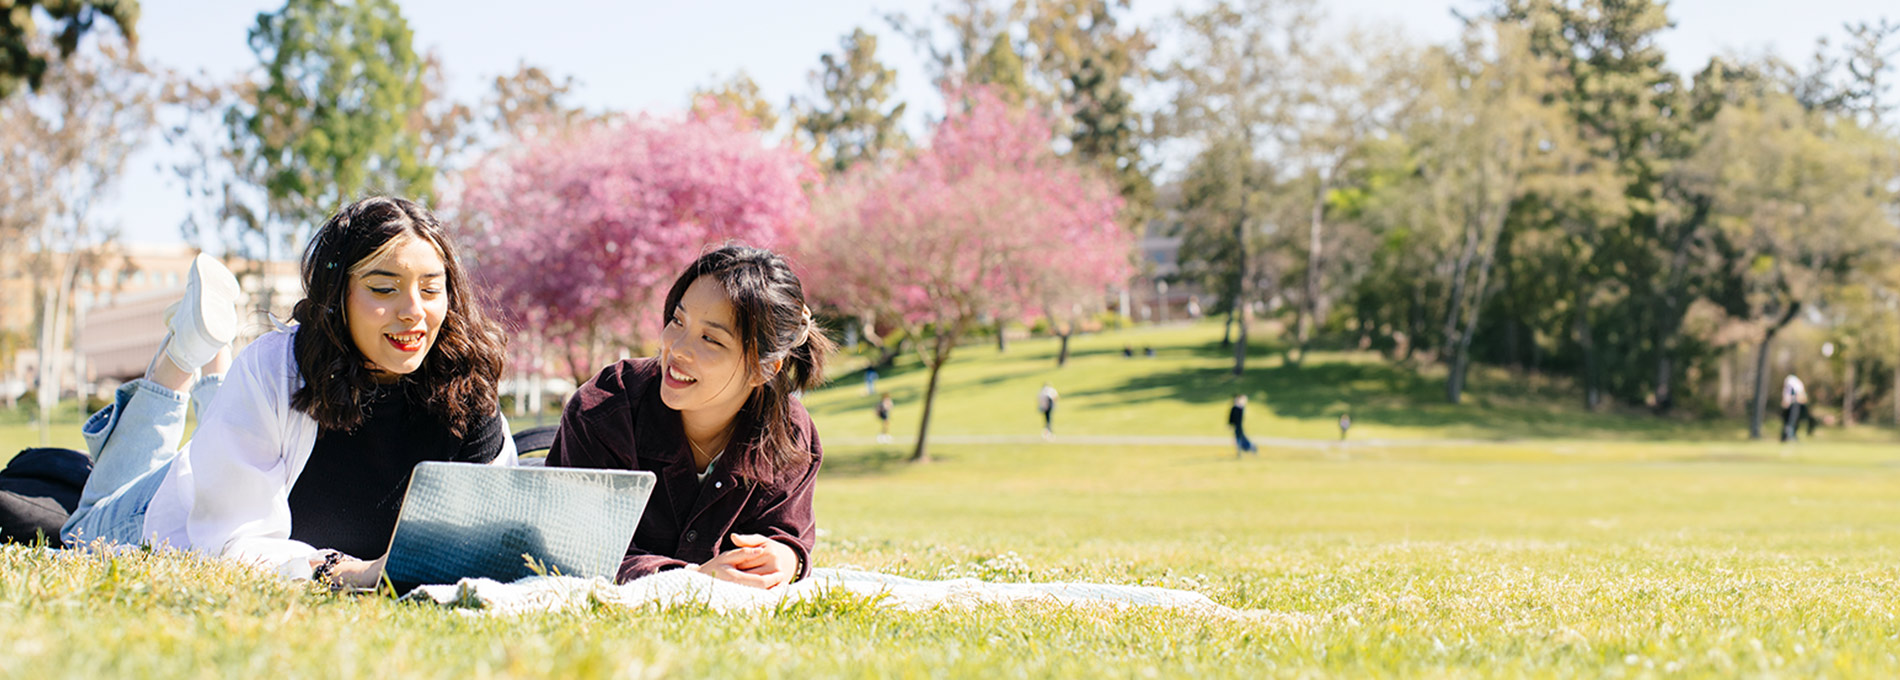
[
  {"left": 821, "top": 447, "right": 914, "bottom": 478},
  {"left": 832, "top": 330, "right": 1168, "bottom": 388},
  {"left": 1072, "top": 338, "right": 1737, "bottom": 441},
  {"left": 805, "top": 365, "right": 1049, "bottom": 418}
]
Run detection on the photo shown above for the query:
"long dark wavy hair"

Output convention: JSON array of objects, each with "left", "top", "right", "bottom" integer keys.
[
  {"left": 664, "top": 244, "right": 836, "bottom": 481},
  {"left": 289, "top": 196, "right": 505, "bottom": 436}
]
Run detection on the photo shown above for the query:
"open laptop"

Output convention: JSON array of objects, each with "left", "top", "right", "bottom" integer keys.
[{"left": 380, "top": 462, "right": 656, "bottom": 588}]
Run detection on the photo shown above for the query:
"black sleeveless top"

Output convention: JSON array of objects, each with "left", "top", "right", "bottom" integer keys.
[{"left": 287, "top": 386, "right": 506, "bottom": 558}]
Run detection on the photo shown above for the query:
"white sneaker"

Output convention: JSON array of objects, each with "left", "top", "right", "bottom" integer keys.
[{"left": 164, "top": 254, "right": 242, "bottom": 372}]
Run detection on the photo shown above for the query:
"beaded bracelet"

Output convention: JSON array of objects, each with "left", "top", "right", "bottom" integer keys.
[{"left": 311, "top": 550, "right": 347, "bottom": 587}]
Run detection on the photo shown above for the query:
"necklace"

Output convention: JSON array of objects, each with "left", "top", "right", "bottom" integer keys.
[{"left": 687, "top": 423, "right": 734, "bottom": 466}]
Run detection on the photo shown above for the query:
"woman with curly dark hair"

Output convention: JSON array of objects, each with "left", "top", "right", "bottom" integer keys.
[
  {"left": 549, "top": 244, "right": 834, "bottom": 589},
  {"left": 62, "top": 196, "right": 515, "bottom": 588}
]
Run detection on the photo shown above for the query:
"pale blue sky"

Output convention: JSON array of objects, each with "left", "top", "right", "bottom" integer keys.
[{"left": 100, "top": 0, "right": 1894, "bottom": 247}]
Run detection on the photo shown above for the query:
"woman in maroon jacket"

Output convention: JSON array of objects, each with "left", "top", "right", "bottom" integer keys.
[{"left": 547, "top": 245, "right": 835, "bottom": 588}]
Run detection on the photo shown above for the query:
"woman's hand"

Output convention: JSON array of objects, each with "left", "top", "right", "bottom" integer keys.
[
  {"left": 694, "top": 534, "right": 798, "bottom": 589},
  {"left": 322, "top": 554, "right": 389, "bottom": 590}
]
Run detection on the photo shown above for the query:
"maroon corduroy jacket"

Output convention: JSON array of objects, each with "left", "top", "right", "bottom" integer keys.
[{"left": 546, "top": 358, "right": 821, "bottom": 584}]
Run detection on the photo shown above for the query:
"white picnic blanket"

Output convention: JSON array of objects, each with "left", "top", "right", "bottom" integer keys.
[{"left": 403, "top": 567, "right": 1239, "bottom": 617}]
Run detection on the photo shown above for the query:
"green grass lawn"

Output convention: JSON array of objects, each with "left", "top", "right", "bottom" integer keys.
[
  {"left": 0, "top": 401, "right": 90, "bottom": 456},
  {"left": 3, "top": 323, "right": 1897, "bottom": 677},
  {"left": 804, "top": 322, "right": 1898, "bottom": 445}
]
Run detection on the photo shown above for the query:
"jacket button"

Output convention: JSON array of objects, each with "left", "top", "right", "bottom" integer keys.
[{"left": 684, "top": 529, "right": 698, "bottom": 543}]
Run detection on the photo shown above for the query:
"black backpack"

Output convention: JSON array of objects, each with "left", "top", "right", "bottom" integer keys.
[{"left": 0, "top": 447, "right": 93, "bottom": 548}]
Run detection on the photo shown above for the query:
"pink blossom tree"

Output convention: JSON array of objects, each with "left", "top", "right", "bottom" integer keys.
[
  {"left": 805, "top": 86, "right": 1132, "bottom": 462},
  {"left": 454, "top": 105, "right": 817, "bottom": 385}
]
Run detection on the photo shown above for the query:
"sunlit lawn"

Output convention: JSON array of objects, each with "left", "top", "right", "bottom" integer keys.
[
  {"left": 5, "top": 437, "right": 1897, "bottom": 677},
  {"left": 0, "top": 404, "right": 87, "bottom": 461},
  {"left": 3, "top": 323, "right": 1897, "bottom": 677},
  {"left": 803, "top": 321, "right": 1898, "bottom": 445}
]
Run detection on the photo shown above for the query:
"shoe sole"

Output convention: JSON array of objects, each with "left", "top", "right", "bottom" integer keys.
[{"left": 188, "top": 254, "right": 242, "bottom": 345}]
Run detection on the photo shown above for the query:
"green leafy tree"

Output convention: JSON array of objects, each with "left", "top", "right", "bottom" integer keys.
[
  {"left": 792, "top": 26, "right": 912, "bottom": 362},
  {"left": 968, "top": 32, "right": 1031, "bottom": 101},
  {"left": 0, "top": 38, "right": 153, "bottom": 439},
  {"left": 1681, "top": 91, "right": 1892, "bottom": 438},
  {"left": 792, "top": 27, "right": 909, "bottom": 176},
  {"left": 1837, "top": 18, "right": 1900, "bottom": 425},
  {"left": 161, "top": 73, "right": 271, "bottom": 276},
  {"left": 1500, "top": 0, "right": 1692, "bottom": 410},
  {"left": 0, "top": 0, "right": 136, "bottom": 99},
  {"left": 1171, "top": 132, "right": 1276, "bottom": 348},
  {"left": 1025, "top": 0, "right": 1156, "bottom": 227},
  {"left": 1280, "top": 27, "right": 1412, "bottom": 366},
  {"left": 1162, "top": 0, "right": 1317, "bottom": 375},
  {"left": 894, "top": 1, "right": 1157, "bottom": 227},
  {"left": 481, "top": 61, "right": 586, "bottom": 144},
  {"left": 692, "top": 71, "right": 778, "bottom": 132},
  {"left": 890, "top": 0, "right": 1019, "bottom": 90},
  {"left": 1398, "top": 20, "right": 1609, "bottom": 404},
  {"left": 232, "top": 0, "right": 432, "bottom": 263},
  {"left": 1843, "top": 18, "right": 1899, "bottom": 127}
]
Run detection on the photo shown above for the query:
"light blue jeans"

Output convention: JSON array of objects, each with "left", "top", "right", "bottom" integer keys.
[{"left": 60, "top": 376, "right": 221, "bottom": 548}]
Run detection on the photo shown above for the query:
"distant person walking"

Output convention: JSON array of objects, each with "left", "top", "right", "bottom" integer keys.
[
  {"left": 1338, "top": 412, "right": 1352, "bottom": 441},
  {"left": 1037, "top": 383, "right": 1059, "bottom": 439},
  {"left": 875, "top": 393, "right": 893, "bottom": 444},
  {"left": 863, "top": 366, "right": 879, "bottom": 395},
  {"left": 1780, "top": 374, "right": 1810, "bottom": 442},
  {"left": 1229, "top": 394, "right": 1257, "bottom": 457}
]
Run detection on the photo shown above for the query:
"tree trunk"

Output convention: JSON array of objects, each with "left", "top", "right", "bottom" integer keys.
[
  {"left": 1446, "top": 253, "right": 1497, "bottom": 405},
  {"left": 858, "top": 310, "right": 885, "bottom": 352},
  {"left": 1653, "top": 354, "right": 1675, "bottom": 412},
  {"left": 1530, "top": 323, "right": 1543, "bottom": 378},
  {"left": 1574, "top": 284, "right": 1601, "bottom": 411},
  {"left": 1748, "top": 301, "right": 1803, "bottom": 440},
  {"left": 1843, "top": 360, "right": 1857, "bottom": 427},
  {"left": 995, "top": 318, "right": 1008, "bottom": 352},
  {"left": 1056, "top": 329, "right": 1072, "bottom": 367},
  {"left": 911, "top": 333, "right": 954, "bottom": 463},
  {"left": 1748, "top": 333, "right": 1774, "bottom": 440},
  {"left": 1503, "top": 318, "right": 1520, "bottom": 374},
  {"left": 1233, "top": 297, "right": 1249, "bottom": 377},
  {"left": 36, "top": 249, "right": 78, "bottom": 445},
  {"left": 1221, "top": 306, "right": 1233, "bottom": 348},
  {"left": 1402, "top": 280, "right": 1425, "bottom": 362},
  {"left": 1231, "top": 130, "right": 1253, "bottom": 377},
  {"left": 1295, "top": 182, "right": 1325, "bottom": 366},
  {"left": 1439, "top": 207, "right": 1482, "bottom": 364},
  {"left": 1447, "top": 201, "right": 1507, "bottom": 405},
  {"left": 1718, "top": 349, "right": 1735, "bottom": 416},
  {"left": 1648, "top": 197, "right": 1709, "bottom": 413}
]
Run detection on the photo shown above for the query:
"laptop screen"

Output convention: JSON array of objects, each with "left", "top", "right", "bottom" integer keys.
[{"left": 381, "top": 462, "right": 656, "bottom": 588}]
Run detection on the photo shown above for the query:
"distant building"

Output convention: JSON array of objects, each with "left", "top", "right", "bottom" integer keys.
[
  {"left": 1134, "top": 229, "right": 1200, "bottom": 324},
  {"left": 75, "top": 246, "right": 301, "bottom": 383},
  {"left": 4, "top": 245, "right": 300, "bottom": 398}
]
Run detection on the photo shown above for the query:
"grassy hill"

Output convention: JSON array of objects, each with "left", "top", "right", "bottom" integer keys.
[{"left": 801, "top": 321, "right": 1896, "bottom": 446}]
